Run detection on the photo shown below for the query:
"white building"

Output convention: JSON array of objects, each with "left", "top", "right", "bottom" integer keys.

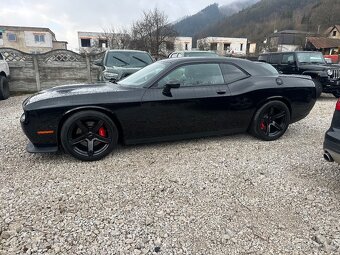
[
  {"left": 0, "top": 25, "right": 67, "bottom": 53},
  {"left": 174, "top": 37, "right": 192, "bottom": 51},
  {"left": 78, "top": 31, "right": 129, "bottom": 53},
  {"left": 197, "top": 37, "right": 248, "bottom": 56}
]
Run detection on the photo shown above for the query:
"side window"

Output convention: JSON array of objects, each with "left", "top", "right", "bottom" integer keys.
[
  {"left": 269, "top": 54, "right": 282, "bottom": 64},
  {"left": 220, "top": 64, "right": 248, "bottom": 84},
  {"left": 157, "top": 63, "right": 224, "bottom": 88},
  {"left": 281, "top": 54, "right": 295, "bottom": 64}
]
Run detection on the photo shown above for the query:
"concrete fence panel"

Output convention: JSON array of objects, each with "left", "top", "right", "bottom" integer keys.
[{"left": 0, "top": 48, "right": 104, "bottom": 92}]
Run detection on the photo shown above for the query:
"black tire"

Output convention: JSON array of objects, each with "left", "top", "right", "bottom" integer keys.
[
  {"left": 0, "top": 76, "right": 10, "bottom": 100},
  {"left": 312, "top": 79, "right": 322, "bottom": 98},
  {"left": 60, "top": 110, "right": 118, "bottom": 161},
  {"left": 332, "top": 91, "right": 340, "bottom": 98},
  {"left": 249, "top": 101, "right": 290, "bottom": 141}
]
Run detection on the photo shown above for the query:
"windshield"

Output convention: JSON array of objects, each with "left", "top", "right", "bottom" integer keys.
[
  {"left": 296, "top": 52, "right": 325, "bottom": 64},
  {"left": 105, "top": 51, "right": 153, "bottom": 68},
  {"left": 117, "top": 62, "right": 168, "bottom": 87}
]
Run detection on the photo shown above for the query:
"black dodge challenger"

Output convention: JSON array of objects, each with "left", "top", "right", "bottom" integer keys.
[{"left": 21, "top": 57, "right": 317, "bottom": 161}]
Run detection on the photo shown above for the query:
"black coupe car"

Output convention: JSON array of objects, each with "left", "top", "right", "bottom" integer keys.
[{"left": 21, "top": 57, "right": 317, "bottom": 161}]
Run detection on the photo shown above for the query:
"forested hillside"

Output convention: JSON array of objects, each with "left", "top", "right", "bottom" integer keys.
[
  {"left": 173, "top": 0, "right": 259, "bottom": 37},
  {"left": 197, "top": 0, "right": 340, "bottom": 43}
]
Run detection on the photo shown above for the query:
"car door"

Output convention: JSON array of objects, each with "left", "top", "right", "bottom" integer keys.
[{"left": 139, "top": 63, "right": 232, "bottom": 140}]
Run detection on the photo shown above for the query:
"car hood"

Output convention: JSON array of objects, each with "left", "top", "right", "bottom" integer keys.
[
  {"left": 23, "top": 82, "right": 143, "bottom": 111},
  {"left": 299, "top": 64, "right": 335, "bottom": 71}
]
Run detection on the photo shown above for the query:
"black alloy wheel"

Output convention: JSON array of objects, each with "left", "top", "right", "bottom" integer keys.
[
  {"left": 250, "top": 101, "right": 290, "bottom": 141},
  {"left": 332, "top": 91, "right": 340, "bottom": 98},
  {"left": 0, "top": 76, "right": 10, "bottom": 100},
  {"left": 61, "top": 110, "right": 118, "bottom": 161}
]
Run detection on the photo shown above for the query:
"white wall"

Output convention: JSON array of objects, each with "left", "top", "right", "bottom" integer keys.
[
  {"left": 24, "top": 31, "right": 53, "bottom": 48},
  {"left": 197, "top": 37, "right": 248, "bottom": 55},
  {"left": 174, "top": 37, "right": 192, "bottom": 51}
]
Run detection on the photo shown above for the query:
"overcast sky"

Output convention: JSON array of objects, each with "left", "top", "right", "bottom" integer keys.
[{"left": 0, "top": 0, "right": 237, "bottom": 51}]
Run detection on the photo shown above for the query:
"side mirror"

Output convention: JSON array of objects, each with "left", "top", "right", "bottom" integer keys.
[
  {"left": 287, "top": 60, "right": 296, "bottom": 65},
  {"left": 162, "top": 81, "right": 180, "bottom": 97},
  {"left": 94, "top": 59, "right": 103, "bottom": 66}
]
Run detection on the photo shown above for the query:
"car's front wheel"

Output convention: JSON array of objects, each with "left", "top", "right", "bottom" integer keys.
[
  {"left": 0, "top": 76, "right": 10, "bottom": 100},
  {"left": 61, "top": 110, "right": 118, "bottom": 161},
  {"left": 249, "top": 101, "right": 290, "bottom": 141}
]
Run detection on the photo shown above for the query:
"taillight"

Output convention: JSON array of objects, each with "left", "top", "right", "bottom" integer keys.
[{"left": 336, "top": 99, "right": 340, "bottom": 111}]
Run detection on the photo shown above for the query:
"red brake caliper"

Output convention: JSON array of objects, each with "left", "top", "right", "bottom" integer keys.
[
  {"left": 98, "top": 127, "right": 107, "bottom": 137},
  {"left": 260, "top": 120, "right": 266, "bottom": 130}
]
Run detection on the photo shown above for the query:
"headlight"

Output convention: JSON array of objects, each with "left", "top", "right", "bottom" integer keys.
[
  {"left": 103, "top": 72, "right": 118, "bottom": 80},
  {"left": 327, "top": 69, "right": 333, "bottom": 76}
]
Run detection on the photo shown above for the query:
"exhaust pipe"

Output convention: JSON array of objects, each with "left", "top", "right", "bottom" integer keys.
[{"left": 324, "top": 151, "right": 334, "bottom": 162}]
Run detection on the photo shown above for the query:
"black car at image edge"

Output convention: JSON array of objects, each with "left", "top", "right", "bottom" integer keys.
[
  {"left": 324, "top": 98, "right": 340, "bottom": 164},
  {"left": 21, "top": 57, "right": 317, "bottom": 161}
]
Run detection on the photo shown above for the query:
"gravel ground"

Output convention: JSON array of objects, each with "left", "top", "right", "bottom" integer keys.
[{"left": 1, "top": 94, "right": 340, "bottom": 255}]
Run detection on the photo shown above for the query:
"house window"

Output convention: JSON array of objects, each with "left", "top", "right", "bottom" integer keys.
[
  {"left": 210, "top": 43, "right": 217, "bottom": 51},
  {"left": 0, "top": 32, "right": 2, "bottom": 39},
  {"left": 34, "top": 34, "right": 45, "bottom": 43},
  {"left": 81, "top": 38, "right": 91, "bottom": 47},
  {"left": 224, "top": 43, "right": 231, "bottom": 51},
  {"left": 7, "top": 33, "right": 16, "bottom": 41},
  {"left": 333, "top": 31, "right": 337, "bottom": 37},
  {"left": 240, "top": 43, "right": 244, "bottom": 51},
  {"left": 185, "top": 43, "right": 188, "bottom": 50}
]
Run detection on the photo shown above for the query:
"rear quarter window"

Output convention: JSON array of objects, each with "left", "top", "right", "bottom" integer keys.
[{"left": 220, "top": 64, "right": 249, "bottom": 83}]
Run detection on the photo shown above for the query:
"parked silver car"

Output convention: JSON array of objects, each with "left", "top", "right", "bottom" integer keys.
[{"left": 94, "top": 50, "right": 154, "bottom": 82}]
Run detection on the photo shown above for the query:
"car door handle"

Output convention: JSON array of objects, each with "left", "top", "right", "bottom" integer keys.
[{"left": 216, "top": 90, "right": 227, "bottom": 95}]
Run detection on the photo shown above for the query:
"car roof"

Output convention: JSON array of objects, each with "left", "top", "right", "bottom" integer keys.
[
  {"left": 159, "top": 57, "right": 249, "bottom": 64},
  {"left": 157, "top": 57, "right": 276, "bottom": 76}
]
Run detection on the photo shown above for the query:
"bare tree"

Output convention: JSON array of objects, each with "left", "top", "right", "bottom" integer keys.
[
  {"left": 131, "top": 8, "right": 177, "bottom": 58},
  {"left": 101, "top": 26, "right": 131, "bottom": 49},
  {"left": 197, "top": 38, "right": 210, "bottom": 51}
]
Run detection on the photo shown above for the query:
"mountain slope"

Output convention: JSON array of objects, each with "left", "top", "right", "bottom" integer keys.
[
  {"left": 173, "top": 4, "right": 224, "bottom": 37},
  {"left": 198, "top": 0, "right": 340, "bottom": 44},
  {"left": 173, "top": 0, "right": 259, "bottom": 37}
]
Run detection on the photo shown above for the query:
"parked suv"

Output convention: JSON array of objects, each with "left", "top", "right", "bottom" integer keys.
[
  {"left": 0, "top": 52, "right": 10, "bottom": 100},
  {"left": 258, "top": 51, "right": 340, "bottom": 97},
  {"left": 94, "top": 50, "right": 154, "bottom": 82}
]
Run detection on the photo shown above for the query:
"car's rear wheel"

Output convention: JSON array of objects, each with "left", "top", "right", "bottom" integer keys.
[
  {"left": 61, "top": 110, "right": 118, "bottom": 161},
  {"left": 332, "top": 91, "right": 340, "bottom": 98},
  {"left": 249, "top": 101, "right": 290, "bottom": 141},
  {"left": 312, "top": 79, "right": 322, "bottom": 98},
  {"left": 0, "top": 76, "right": 10, "bottom": 100}
]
